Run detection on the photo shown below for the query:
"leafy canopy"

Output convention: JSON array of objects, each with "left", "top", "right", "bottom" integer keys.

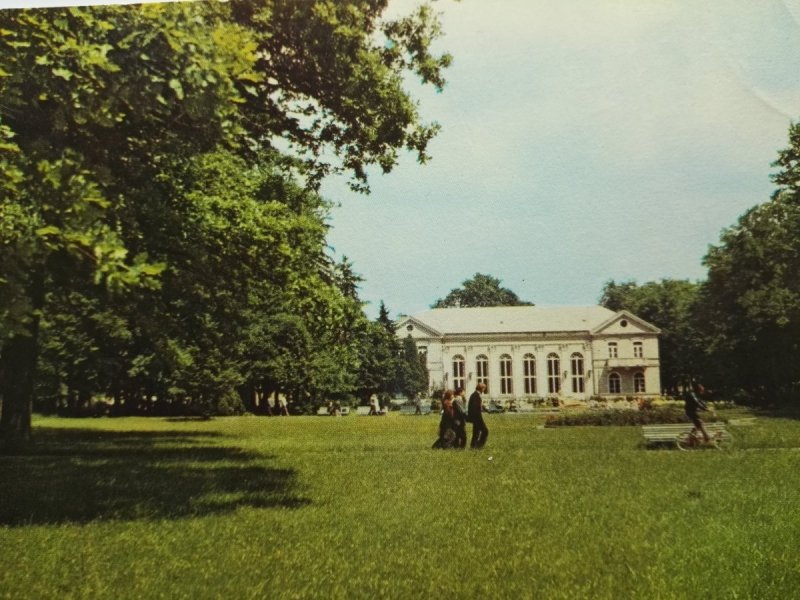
[
  {"left": 0, "top": 1, "right": 452, "bottom": 441},
  {"left": 433, "top": 273, "right": 533, "bottom": 308}
]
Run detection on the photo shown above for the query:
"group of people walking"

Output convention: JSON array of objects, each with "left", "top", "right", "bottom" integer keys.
[{"left": 432, "top": 383, "right": 489, "bottom": 450}]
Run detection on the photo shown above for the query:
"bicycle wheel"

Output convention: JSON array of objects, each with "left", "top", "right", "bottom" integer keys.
[
  {"left": 714, "top": 430, "right": 734, "bottom": 450},
  {"left": 675, "top": 430, "right": 696, "bottom": 451}
]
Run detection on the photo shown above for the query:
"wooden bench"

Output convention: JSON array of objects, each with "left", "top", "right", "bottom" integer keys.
[
  {"left": 356, "top": 406, "right": 386, "bottom": 416},
  {"left": 642, "top": 422, "right": 733, "bottom": 449},
  {"left": 399, "top": 404, "right": 431, "bottom": 415},
  {"left": 316, "top": 406, "right": 350, "bottom": 416}
]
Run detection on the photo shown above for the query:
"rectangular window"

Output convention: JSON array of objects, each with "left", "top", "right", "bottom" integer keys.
[
  {"left": 523, "top": 355, "right": 536, "bottom": 395},
  {"left": 608, "top": 342, "right": 618, "bottom": 358},
  {"left": 547, "top": 354, "right": 560, "bottom": 394},
  {"left": 500, "top": 355, "right": 513, "bottom": 394},
  {"left": 633, "top": 342, "right": 643, "bottom": 359},
  {"left": 634, "top": 372, "right": 646, "bottom": 393},
  {"left": 609, "top": 373, "right": 621, "bottom": 394},
  {"left": 452, "top": 356, "right": 465, "bottom": 392},
  {"left": 571, "top": 354, "right": 585, "bottom": 394},
  {"left": 476, "top": 356, "right": 489, "bottom": 390}
]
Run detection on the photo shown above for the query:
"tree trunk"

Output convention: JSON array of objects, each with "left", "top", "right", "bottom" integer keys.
[
  {"left": 0, "top": 270, "right": 43, "bottom": 449},
  {"left": 0, "top": 332, "right": 38, "bottom": 448},
  {"left": 0, "top": 328, "right": 37, "bottom": 448}
]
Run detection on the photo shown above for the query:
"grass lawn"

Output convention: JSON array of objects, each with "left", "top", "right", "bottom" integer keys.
[{"left": 1, "top": 409, "right": 799, "bottom": 599}]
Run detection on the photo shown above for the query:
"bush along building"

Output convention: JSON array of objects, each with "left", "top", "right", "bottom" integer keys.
[{"left": 396, "top": 306, "right": 661, "bottom": 403}]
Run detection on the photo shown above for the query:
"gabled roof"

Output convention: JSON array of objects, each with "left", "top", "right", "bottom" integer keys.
[
  {"left": 591, "top": 309, "right": 661, "bottom": 334},
  {"left": 396, "top": 315, "right": 442, "bottom": 337},
  {"left": 398, "top": 305, "right": 622, "bottom": 336}
]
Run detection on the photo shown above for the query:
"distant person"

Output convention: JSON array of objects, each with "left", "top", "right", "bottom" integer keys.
[
  {"left": 278, "top": 395, "right": 289, "bottom": 416},
  {"left": 414, "top": 394, "right": 422, "bottom": 415},
  {"left": 684, "top": 382, "right": 711, "bottom": 443},
  {"left": 452, "top": 388, "right": 468, "bottom": 448},
  {"left": 432, "top": 390, "right": 457, "bottom": 449},
  {"left": 468, "top": 382, "right": 489, "bottom": 449},
  {"left": 368, "top": 393, "right": 379, "bottom": 415}
]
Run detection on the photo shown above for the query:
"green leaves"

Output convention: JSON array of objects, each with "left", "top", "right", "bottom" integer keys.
[
  {"left": 35, "top": 225, "right": 61, "bottom": 238},
  {"left": 51, "top": 67, "right": 73, "bottom": 80},
  {"left": 434, "top": 273, "right": 533, "bottom": 308},
  {"left": 1, "top": 1, "right": 451, "bottom": 427},
  {"left": 233, "top": 0, "right": 450, "bottom": 191},
  {"left": 700, "top": 195, "right": 800, "bottom": 398},
  {"left": 168, "top": 78, "right": 184, "bottom": 100}
]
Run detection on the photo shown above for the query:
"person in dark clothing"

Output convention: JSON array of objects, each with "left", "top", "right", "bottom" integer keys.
[
  {"left": 432, "top": 390, "right": 457, "bottom": 449},
  {"left": 684, "top": 382, "right": 711, "bottom": 443},
  {"left": 468, "top": 382, "right": 489, "bottom": 449},
  {"left": 452, "top": 388, "right": 468, "bottom": 449}
]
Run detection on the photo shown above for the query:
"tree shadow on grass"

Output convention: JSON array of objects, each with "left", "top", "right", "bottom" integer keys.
[{"left": 0, "top": 428, "right": 310, "bottom": 526}]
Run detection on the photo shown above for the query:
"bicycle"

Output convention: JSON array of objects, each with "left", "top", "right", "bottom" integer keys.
[{"left": 675, "top": 425, "right": 733, "bottom": 451}]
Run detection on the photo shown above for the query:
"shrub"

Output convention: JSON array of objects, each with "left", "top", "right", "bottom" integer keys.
[
  {"left": 544, "top": 406, "right": 725, "bottom": 427},
  {"left": 216, "top": 390, "right": 246, "bottom": 416}
]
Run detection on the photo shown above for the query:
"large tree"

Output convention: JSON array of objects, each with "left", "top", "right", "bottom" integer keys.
[
  {"left": 699, "top": 193, "right": 800, "bottom": 403},
  {"left": 396, "top": 335, "right": 428, "bottom": 400},
  {"left": 0, "top": 1, "right": 451, "bottom": 445},
  {"left": 433, "top": 273, "right": 533, "bottom": 308},
  {"left": 694, "top": 121, "right": 800, "bottom": 404},
  {"left": 354, "top": 302, "right": 401, "bottom": 402}
]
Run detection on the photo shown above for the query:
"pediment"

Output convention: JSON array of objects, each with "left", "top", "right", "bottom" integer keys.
[
  {"left": 395, "top": 316, "right": 441, "bottom": 338},
  {"left": 592, "top": 310, "right": 661, "bottom": 335}
]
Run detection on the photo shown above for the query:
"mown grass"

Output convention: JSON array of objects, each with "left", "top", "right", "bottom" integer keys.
[{"left": 1, "top": 409, "right": 799, "bottom": 599}]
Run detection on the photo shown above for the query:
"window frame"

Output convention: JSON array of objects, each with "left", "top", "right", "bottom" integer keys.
[
  {"left": 499, "top": 354, "right": 513, "bottom": 395},
  {"left": 570, "top": 352, "right": 585, "bottom": 394},
  {"left": 475, "top": 354, "right": 489, "bottom": 391},
  {"left": 608, "top": 372, "right": 621, "bottom": 394},
  {"left": 634, "top": 371, "right": 646, "bottom": 393},
  {"left": 547, "top": 353, "right": 561, "bottom": 394},
  {"left": 452, "top": 355, "right": 465, "bottom": 392},
  {"left": 523, "top": 353, "right": 537, "bottom": 395}
]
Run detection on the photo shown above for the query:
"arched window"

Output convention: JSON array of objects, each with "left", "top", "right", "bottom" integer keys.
[
  {"left": 475, "top": 355, "right": 489, "bottom": 391},
  {"left": 608, "top": 372, "right": 621, "bottom": 394},
  {"left": 547, "top": 353, "right": 560, "bottom": 394},
  {"left": 499, "top": 354, "right": 513, "bottom": 394},
  {"left": 571, "top": 353, "right": 585, "bottom": 394},
  {"left": 634, "top": 372, "right": 646, "bottom": 393},
  {"left": 452, "top": 355, "right": 465, "bottom": 392},
  {"left": 608, "top": 342, "right": 618, "bottom": 358},
  {"left": 633, "top": 341, "right": 643, "bottom": 359},
  {"left": 523, "top": 354, "right": 537, "bottom": 395}
]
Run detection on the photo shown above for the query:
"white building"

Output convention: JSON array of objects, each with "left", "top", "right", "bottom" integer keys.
[{"left": 396, "top": 306, "right": 661, "bottom": 402}]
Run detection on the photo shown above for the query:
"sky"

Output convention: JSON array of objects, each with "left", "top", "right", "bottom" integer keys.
[
  {"left": 3, "top": 0, "right": 800, "bottom": 319},
  {"left": 321, "top": 0, "right": 800, "bottom": 319}
]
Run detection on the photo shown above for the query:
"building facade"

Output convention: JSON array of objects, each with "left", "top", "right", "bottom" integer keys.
[{"left": 396, "top": 306, "right": 661, "bottom": 402}]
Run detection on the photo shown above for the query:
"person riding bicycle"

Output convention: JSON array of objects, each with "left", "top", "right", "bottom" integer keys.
[{"left": 684, "top": 382, "right": 711, "bottom": 444}]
